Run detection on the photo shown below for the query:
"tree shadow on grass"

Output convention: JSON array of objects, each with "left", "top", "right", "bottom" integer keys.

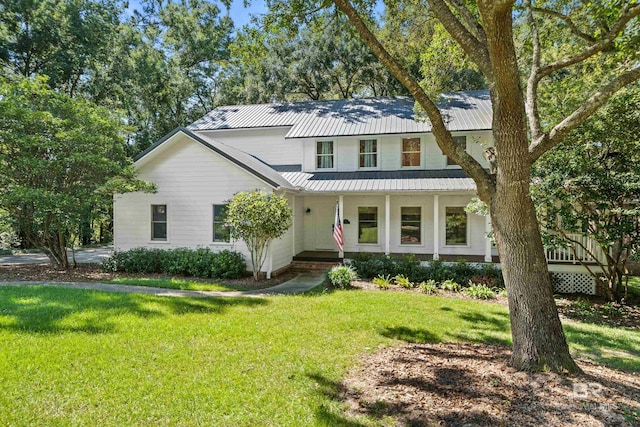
[
  {"left": 379, "top": 325, "right": 441, "bottom": 344},
  {"left": 306, "top": 372, "right": 368, "bottom": 427},
  {"left": 0, "top": 286, "right": 268, "bottom": 334},
  {"left": 564, "top": 324, "right": 640, "bottom": 372}
]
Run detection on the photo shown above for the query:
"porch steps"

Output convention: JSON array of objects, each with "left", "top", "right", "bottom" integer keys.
[{"left": 291, "top": 260, "right": 342, "bottom": 272}]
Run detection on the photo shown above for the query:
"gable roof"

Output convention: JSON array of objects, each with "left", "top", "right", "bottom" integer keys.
[
  {"left": 134, "top": 127, "right": 295, "bottom": 190},
  {"left": 188, "top": 90, "right": 492, "bottom": 139}
]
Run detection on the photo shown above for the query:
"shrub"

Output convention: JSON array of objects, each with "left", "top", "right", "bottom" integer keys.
[
  {"left": 101, "top": 247, "right": 246, "bottom": 279},
  {"left": 440, "top": 279, "right": 461, "bottom": 292},
  {"left": 327, "top": 264, "right": 358, "bottom": 288},
  {"left": 448, "top": 259, "right": 479, "bottom": 284},
  {"left": 372, "top": 275, "right": 392, "bottom": 290},
  {"left": 394, "top": 274, "right": 414, "bottom": 288},
  {"left": 472, "top": 264, "right": 505, "bottom": 288},
  {"left": 395, "top": 254, "right": 423, "bottom": 281},
  {"left": 464, "top": 282, "right": 497, "bottom": 299},
  {"left": 349, "top": 253, "right": 397, "bottom": 279},
  {"left": 418, "top": 280, "right": 439, "bottom": 295}
]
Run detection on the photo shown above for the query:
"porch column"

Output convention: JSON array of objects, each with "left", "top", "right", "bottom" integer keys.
[
  {"left": 385, "top": 195, "right": 391, "bottom": 255},
  {"left": 291, "top": 196, "right": 296, "bottom": 258},
  {"left": 433, "top": 195, "right": 439, "bottom": 260},
  {"left": 338, "top": 194, "right": 344, "bottom": 259},
  {"left": 484, "top": 214, "right": 492, "bottom": 262}
]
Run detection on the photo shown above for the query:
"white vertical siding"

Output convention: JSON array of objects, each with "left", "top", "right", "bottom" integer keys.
[
  {"left": 196, "top": 128, "right": 303, "bottom": 166},
  {"left": 301, "top": 130, "right": 494, "bottom": 172},
  {"left": 114, "top": 133, "right": 293, "bottom": 273}
]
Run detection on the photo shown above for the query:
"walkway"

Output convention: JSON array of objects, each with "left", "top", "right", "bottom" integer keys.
[
  {"left": 0, "top": 272, "right": 326, "bottom": 298},
  {"left": 0, "top": 247, "right": 113, "bottom": 266}
]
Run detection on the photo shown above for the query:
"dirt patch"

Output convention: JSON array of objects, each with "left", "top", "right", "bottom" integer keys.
[
  {"left": 0, "top": 264, "right": 297, "bottom": 291},
  {"left": 341, "top": 343, "right": 640, "bottom": 426}
]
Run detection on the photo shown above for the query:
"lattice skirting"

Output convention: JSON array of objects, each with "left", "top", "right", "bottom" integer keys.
[{"left": 552, "top": 272, "right": 596, "bottom": 295}]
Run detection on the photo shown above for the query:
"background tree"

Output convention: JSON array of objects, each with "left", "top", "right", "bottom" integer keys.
[
  {"left": 0, "top": 77, "right": 153, "bottom": 268},
  {"left": 231, "top": 12, "right": 407, "bottom": 101},
  {"left": 265, "top": 0, "right": 640, "bottom": 372},
  {"left": 225, "top": 190, "right": 292, "bottom": 280},
  {"left": 533, "top": 88, "right": 640, "bottom": 302}
]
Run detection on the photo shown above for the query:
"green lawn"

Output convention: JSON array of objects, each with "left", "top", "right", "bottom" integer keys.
[
  {"left": 0, "top": 286, "right": 638, "bottom": 426},
  {"left": 105, "top": 277, "right": 242, "bottom": 292},
  {"left": 628, "top": 276, "right": 640, "bottom": 299}
]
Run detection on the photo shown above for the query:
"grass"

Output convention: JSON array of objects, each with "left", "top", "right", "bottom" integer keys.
[
  {"left": 0, "top": 286, "right": 638, "bottom": 425},
  {"left": 627, "top": 276, "right": 640, "bottom": 299},
  {"left": 104, "top": 277, "right": 243, "bottom": 292}
]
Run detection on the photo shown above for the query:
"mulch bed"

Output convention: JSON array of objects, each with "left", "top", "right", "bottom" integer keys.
[
  {"left": 341, "top": 343, "right": 640, "bottom": 426},
  {"left": 0, "top": 264, "right": 297, "bottom": 291}
]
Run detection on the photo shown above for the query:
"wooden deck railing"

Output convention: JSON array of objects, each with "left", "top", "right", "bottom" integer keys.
[{"left": 545, "top": 233, "right": 607, "bottom": 264}]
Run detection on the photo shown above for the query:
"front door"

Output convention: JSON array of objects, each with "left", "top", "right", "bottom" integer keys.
[{"left": 314, "top": 205, "right": 337, "bottom": 250}]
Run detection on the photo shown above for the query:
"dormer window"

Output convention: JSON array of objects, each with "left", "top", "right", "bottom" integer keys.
[
  {"left": 447, "top": 136, "right": 467, "bottom": 166},
  {"left": 316, "top": 141, "right": 334, "bottom": 169},
  {"left": 359, "top": 139, "right": 377, "bottom": 168}
]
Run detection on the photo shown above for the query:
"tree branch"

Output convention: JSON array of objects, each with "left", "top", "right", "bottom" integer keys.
[
  {"left": 444, "top": 0, "right": 487, "bottom": 44},
  {"left": 531, "top": 6, "right": 596, "bottom": 44},
  {"left": 331, "top": 0, "right": 495, "bottom": 200},
  {"left": 427, "top": 0, "right": 493, "bottom": 81},
  {"left": 537, "top": 4, "right": 640, "bottom": 78},
  {"left": 525, "top": 0, "right": 543, "bottom": 141},
  {"left": 529, "top": 66, "right": 640, "bottom": 161}
]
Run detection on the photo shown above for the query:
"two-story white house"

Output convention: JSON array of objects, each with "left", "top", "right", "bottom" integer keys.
[{"left": 114, "top": 90, "right": 602, "bottom": 294}]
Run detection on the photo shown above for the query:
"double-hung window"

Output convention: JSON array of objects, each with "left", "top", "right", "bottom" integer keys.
[
  {"left": 400, "top": 207, "right": 421, "bottom": 244},
  {"left": 445, "top": 207, "right": 467, "bottom": 245},
  {"left": 401, "top": 138, "right": 421, "bottom": 167},
  {"left": 316, "top": 141, "right": 334, "bottom": 169},
  {"left": 358, "top": 207, "right": 378, "bottom": 244},
  {"left": 151, "top": 204, "right": 167, "bottom": 241},
  {"left": 213, "top": 204, "right": 230, "bottom": 243},
  {"left": 359, "top": 139, "right": 377, "bottom": 168},
  {"left": 446, "top": 136, "right": 467, "bottom": 166}
]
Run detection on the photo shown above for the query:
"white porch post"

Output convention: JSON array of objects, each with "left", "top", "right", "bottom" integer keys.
[
  {"left": 291, "top": 196, "right": 296, "bottom": 258},
  {"left": 385, "top": 194, "right": 391, "bottom": 255},
  {"left": 338, "top": 194, "right": 344, "bottom": 259},
  {"left": 484, "top": 214, "right": 492, "bottom": 262},
  {"left": 433, "top": 195, "right": 440, "bottom": 260}
]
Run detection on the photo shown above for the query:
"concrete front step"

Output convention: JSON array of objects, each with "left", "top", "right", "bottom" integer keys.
[{"left": 291, "top": 260, "right": 342, "bottom": 272}]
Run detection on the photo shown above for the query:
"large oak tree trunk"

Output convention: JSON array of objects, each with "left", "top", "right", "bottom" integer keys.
[{"left": 483, "top": 3, "right": 579, "bottom": 373}]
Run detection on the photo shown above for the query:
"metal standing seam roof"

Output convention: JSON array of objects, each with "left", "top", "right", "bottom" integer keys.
[
  {"left": 280, "top": 169, "right": 477, "bottom": 193},
  {"left": 188, "top": 90, "right": 492, "bottom": 139}
]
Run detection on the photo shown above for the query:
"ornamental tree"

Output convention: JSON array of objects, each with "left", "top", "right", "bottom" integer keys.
[
  {"left": 0, "top": 76, "right": 153, "bottom": 268},
  {"left": 533, "top": 89, "right": 640, "bottom": 302},
  {"left": 226, "top": 190, "right": 293, "bottom": 280}
]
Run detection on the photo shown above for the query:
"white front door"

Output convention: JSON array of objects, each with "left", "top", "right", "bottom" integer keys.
[{"left": 314, "top": 205, "right": 337, "bottom": 250}]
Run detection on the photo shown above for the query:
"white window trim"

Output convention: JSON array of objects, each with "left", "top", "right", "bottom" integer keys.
[
  {"left": 356, "top": 205, "right": 381, "bottom": 246},
  {"left": 445, "top": 135, "right": 467, "bottom": 169},
  {"left": 149, "top": 203, "right": 170, "bottom": 244},
  {"left": 358, "top": 139, "right": 379, "bottom": 170},
  {"left": 315, "top": 140, "right": 336, "bottom": 171},
  {"left": 212, "top": 204, "right": 233, "bottom": 245},
  {"left": 443, "top": 205, "right": 471, "bottom": 248},
  {"left": 401, "top": 137, "right": 422, "bottom": 169},
  {"left": 399, "top": 205, "right": 425, "bottom": 247}
]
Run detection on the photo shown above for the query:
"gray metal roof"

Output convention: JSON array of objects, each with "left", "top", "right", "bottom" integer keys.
[
  {"left": 189, "top": 90, "right": 492, "bottom": 138},
  {"left": 135, "top": 128, "right": 295, "bottom": 190},
  {"left": 280, "top": 169, "right": 476, "bottom": 193}
]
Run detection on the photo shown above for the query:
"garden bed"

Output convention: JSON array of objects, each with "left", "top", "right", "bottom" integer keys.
[{"left": 342, "top": 342, "right": 640, "bottom": 426}]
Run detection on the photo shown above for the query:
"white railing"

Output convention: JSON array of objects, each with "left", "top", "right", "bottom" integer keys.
[{"left": 545, "top": 234, "right": 607, "bottom": 264}]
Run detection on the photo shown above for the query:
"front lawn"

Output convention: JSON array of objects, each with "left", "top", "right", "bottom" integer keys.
[
  {"left": 104, "top": 277, "right": 242, "bottom": 292},
  {"left": 0, "top": 286, "right": 638, "bottom": 425}
]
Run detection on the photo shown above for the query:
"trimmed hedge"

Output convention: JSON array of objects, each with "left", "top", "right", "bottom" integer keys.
[
  {"left": 101, "top": 247, "right": 247, "bottom": 279},
  {"left": 348, "top": 254, "right": 504, "bottom": 288}
]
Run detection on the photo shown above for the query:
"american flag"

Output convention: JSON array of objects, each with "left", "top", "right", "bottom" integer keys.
[{"left": 333, "top": 202, "right": 343, "bottom": 254}]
